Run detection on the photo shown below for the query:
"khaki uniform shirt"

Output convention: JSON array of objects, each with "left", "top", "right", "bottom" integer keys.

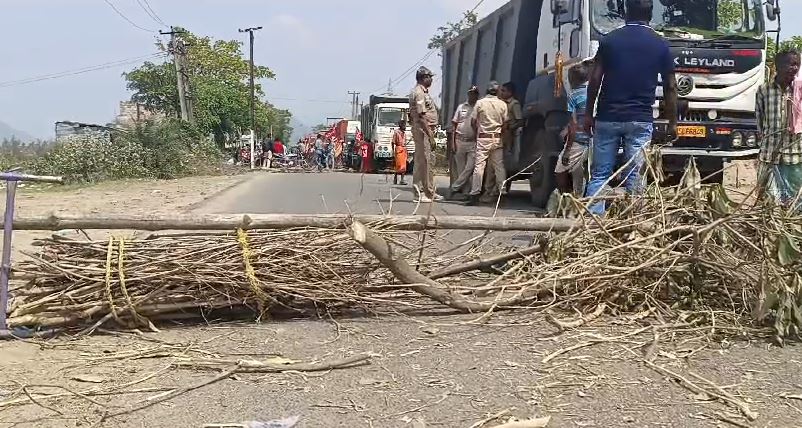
[
  {"left": 471, "top": 95, "right": 508, "bottom": 136},
  {"left": 503, "top": 98, "right": 523, "bottom": 146},
  {"left": 452, "top": 102, "right": 476, "bottom": 141},
  {"left": 410, "top": 84, "right": 439, "bottom": 128}
]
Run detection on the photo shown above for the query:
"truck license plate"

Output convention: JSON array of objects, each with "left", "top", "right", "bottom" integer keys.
[{"left": 677, "top": 126, "right": 706, "bottom": 138}]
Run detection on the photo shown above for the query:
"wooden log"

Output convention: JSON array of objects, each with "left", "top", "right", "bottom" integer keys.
[
  {"left": 348, "top": 221, "right": 549, "bottom": 312},
  {"left": 1, "top": 213, "right": 583, "bottom": 232}
]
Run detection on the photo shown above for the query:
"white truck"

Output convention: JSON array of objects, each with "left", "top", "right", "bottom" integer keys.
[
  {"left": 441, "top": 0, "right": 781, "bottom": 206},
  {"left": 360, "top": 95, "right": 415, "bottom": 171}
]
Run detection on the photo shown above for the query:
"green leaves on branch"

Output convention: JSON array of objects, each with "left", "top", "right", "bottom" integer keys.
[
  {"left": 428, "top": 11, "right": 478, "bottom": 52},
  {"left": 124, "top": 28, "right": 291, "bottom": 143}
]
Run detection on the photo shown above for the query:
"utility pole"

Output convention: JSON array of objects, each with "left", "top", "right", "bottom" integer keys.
[
  {"left": 385, "top": 78, "right": 394, "bottom": 96},
  {"left": 161, "top": 27, "right": 192, "bottom": 122},
  {"left": 348, "top": 91, "right": 360, "bottom": 120},
  {"left": 239, "top": 26, "right": 263, "bottom": 135}
]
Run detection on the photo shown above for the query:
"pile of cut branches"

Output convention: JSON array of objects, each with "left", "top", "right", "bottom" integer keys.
[
  {"left": 7, "top": 180, "right": 802, "bottom": 342},
  {"left": 530, "top": 183, "right": 802, "bottom": 343},
  {"left": 8, "top": 228, "right": 395, "bottom": 332},
  {"left": 8, "top": 225, "right": 504, "bottom": 332}
]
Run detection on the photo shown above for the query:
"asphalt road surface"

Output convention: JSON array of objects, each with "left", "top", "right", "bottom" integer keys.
[{"left": 204, "top": 171, "right": 541, "bottom": 217}]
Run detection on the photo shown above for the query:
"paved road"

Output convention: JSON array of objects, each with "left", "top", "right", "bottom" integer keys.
[{"left": 204, "top": 171, "right": 542, "bottom": 217}]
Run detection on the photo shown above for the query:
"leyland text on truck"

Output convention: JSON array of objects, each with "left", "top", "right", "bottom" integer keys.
[{"left": 441, "top": 0, "right": 780, "bottom": 207}]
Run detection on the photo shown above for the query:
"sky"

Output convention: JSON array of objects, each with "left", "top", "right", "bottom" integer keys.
[{"left": 1, "top": 0, "right": 800, "bottom": 139}]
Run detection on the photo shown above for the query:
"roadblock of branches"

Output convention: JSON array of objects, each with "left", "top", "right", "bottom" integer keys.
[{"left": 6, "top": 179, "right": 802, "bottom": 343}]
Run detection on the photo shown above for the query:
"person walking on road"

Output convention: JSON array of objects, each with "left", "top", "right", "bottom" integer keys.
[
  {"left": 393, "top": 119, "right": 409, "bottom": 185},
  {"left": 756, "top": 48, "right": 802, "bottom": 209},
  {"left": 467, "top": 82, "right": 508, "bottom": 206},
  {"left": 410, "top": 66, "right": 443, "bottom": 203},
  {"left": 583, "top": 0, "right": 678, "bottom": 216},
  {"left": 261, "top": 136, "right": 273, "bottom": 169},
  {"left": 314, "top": 134, "right": 325, "bottom": 171},
  {"left": 360, "top": 139, "right": 374, "bottom": 174},
  {"left": 449, "top": 86, "right": 480, "bottom": 199}
]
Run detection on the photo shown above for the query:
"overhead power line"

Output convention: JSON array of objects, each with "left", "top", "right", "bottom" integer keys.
[
  {"left": 362, "top": 0, "right": 484, "bottom": 95},
  {"left": 102, "top": 0, "right": 155, "bottom": 33},
  {"left": 137, "top": 0, "right": 168, "bottom": 27},
  {"left": 0, "top": 53, "right": 167, "bottom": 88}
]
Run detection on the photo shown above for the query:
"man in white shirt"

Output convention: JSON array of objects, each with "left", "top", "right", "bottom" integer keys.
[{"left": 449, "top": 86, "right": 480, "bottom": 199}]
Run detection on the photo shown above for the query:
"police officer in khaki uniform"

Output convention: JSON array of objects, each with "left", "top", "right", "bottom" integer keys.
[
  {"left": 449, "top": 85, "right": 480, "bottom": 199},
  {"left": 468, "top": 82, "right": 508, "bottom": 206},
  {"left": 409, "top": 66, "right": 442, "bottom": 203}
]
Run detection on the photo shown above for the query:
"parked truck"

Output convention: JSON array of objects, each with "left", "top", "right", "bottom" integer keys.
[
  {"left": 360, "top": 95, "right": 415, "bottom": 172},
  {"left": 441, "top": 0, "right": 780, "bottom": 207}
]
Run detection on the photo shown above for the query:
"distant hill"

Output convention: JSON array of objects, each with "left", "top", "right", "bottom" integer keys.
[{"left": 0, "top": 121, "right": 35, "bottom": 142}]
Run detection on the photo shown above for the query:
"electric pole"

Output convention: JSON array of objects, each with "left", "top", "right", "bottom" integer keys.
[
  {"left": 239, "top": 26, "right": 263, "bottom": 134},
  {"left": 161, "top": 27, "right": 192, "bottom": 122},
  {"left": 384, "top": 78, "right": 394, "bottom": 96},
  {"left": 348, "top": 91, "right": 360, "bottom": 120}
]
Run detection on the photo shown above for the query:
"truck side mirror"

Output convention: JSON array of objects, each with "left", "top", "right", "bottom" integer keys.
[{"left": 766, "top": 1, "right": 779, "bottom": 21}]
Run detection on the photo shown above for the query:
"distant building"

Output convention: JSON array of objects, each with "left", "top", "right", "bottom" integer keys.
[
  {"left": 55, "top": 121, "right": 115, "bottom": 143},
  {"left": 115, "top": 101, "right": 163, "bottom": 128}
]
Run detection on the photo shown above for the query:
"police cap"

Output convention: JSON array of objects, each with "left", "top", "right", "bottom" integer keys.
[{"left": 416, "top": 66, "right": 435, "bottom": 79}]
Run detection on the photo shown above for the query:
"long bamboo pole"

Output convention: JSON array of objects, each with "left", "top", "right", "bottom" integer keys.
[{"left": 0, "top": 214, "right": 584, "bottom": 232}]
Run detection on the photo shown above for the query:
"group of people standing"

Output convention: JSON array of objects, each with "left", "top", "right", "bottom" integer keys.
[
  {"left": 448, "top": 81, "right": 524, "bottom": 205},
  {"left": 259, "top": 136, "right": 285, "bottom": 169},
  {"left": 406, "top": 66, "right": 524, "bottom": 205},
  {"left": 581, "top": 0, "right": 802, "bottom": 214},
  {"left": 442, "top": 0, "right": 679, "bottom": 214}
]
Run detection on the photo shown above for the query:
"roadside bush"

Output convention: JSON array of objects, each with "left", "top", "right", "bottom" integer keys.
[
  {"left": 24, "top": 119, "right": 223, "bottom": 182},
  {"left": 30, "top": 134, "right": 149, "bottom": 182},
  {"left": 118, "top": 119, "right": 223, "bottom": 179}
]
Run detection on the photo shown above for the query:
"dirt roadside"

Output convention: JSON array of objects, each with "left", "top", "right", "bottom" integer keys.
[{"left": 2, "top": 166, "right": 801, "bottom": 428}]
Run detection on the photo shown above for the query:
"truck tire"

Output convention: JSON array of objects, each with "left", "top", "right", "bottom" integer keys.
[{"left": 529, "top": 131, "right": 557, "bottom": 208}]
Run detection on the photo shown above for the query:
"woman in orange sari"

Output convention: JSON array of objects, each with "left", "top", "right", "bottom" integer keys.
[{"left": 393, "top": 119, "right": 408, "bottom": 185}]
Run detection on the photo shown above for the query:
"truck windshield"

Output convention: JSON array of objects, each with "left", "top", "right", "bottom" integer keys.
[
  {"left": 377, "top": 108, "right": 406, "bottom": 127},
  {"left": 592, "top": 0, "right": 764, "bottom": 41}
]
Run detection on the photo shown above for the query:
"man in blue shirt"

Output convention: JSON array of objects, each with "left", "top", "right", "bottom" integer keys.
[{"left": 584, "top": 0, "right": 678, "bottom": 215}]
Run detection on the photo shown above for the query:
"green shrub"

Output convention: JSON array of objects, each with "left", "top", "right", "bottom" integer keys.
[
  {"left": 118, "top": 119, "right": 222, "bottom": 179},
  {"left": 19, "top": 119, "right": 223, "bottom": 183},
  {"left": 30, "top": 134, "right": 149, "bottom": 182}
]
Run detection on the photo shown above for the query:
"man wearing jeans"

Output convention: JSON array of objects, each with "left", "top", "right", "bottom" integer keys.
[{"left": 584, "top": 0, "right": 677, "bottom": 215}]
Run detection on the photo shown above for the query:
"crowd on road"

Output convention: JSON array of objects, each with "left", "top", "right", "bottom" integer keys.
[{"left": 238, "top": 0, "right": 802, "bottom": 213}]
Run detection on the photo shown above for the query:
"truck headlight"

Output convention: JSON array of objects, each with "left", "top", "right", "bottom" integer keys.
[
  {"left": 731, "top": 132, "right": 744, "bottom": 147},
  {"left": 746, "top": 132, "right": 758, "bottom": 147}
]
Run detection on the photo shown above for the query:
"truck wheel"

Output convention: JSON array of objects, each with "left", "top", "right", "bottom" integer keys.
[{"left": 529, "top": 147, "right": 557, "bottom": 208}]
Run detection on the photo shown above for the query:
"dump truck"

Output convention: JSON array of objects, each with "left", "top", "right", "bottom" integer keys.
[
  {"left": 360, "top": 95, "right": 415, "bottom": 171},
  {"left": 441, "top": 0, "right": 780, "bottom": 207}
]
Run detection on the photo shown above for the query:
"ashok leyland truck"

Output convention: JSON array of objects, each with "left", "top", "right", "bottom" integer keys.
[
  {"left": 441, "top": 0, "right": 780, "bottom": 207},
  {"left": 360, "top": 95, "right": 415, "bottom": 172}
]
